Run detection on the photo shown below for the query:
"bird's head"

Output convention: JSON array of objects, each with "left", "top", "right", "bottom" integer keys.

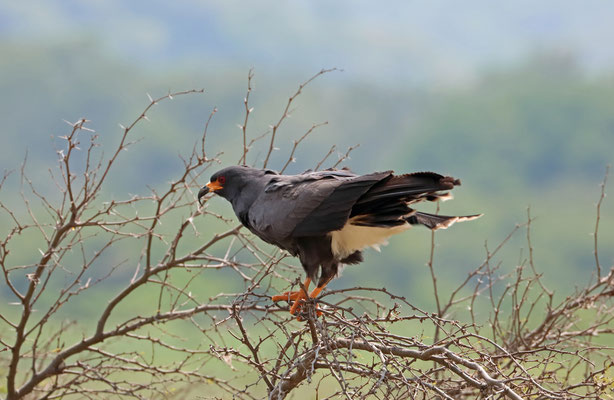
[{"left": 198, "top": 165, "right": 276, "bottom": 206}]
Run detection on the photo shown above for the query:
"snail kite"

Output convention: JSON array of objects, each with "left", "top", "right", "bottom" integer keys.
[{"left": 198, "top": 165, "right": 481, "bottom": 317}]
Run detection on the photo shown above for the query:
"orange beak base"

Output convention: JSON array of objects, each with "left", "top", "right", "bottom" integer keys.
[
  {"left": 206, "top": 180, "right": 223, "bottom": 192},
  {"left": 198, "top": 179, "right": 224, "bottom": 205}
]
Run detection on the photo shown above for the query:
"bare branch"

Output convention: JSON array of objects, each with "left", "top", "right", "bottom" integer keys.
[
  {"left": 2, "top": 73, "right": 612, "bottom": 400},
  {"left": 239, "top": 69, "right": 254, "bottom": 165},
  {"left": 594, "top": 165, "right": 609, "bottom": 279},
  {"left": 262, "top": 68, "right": 338, "bottom": 168},
  {"left": 279, "top": 122, "right": 328, "bottom": 174}
]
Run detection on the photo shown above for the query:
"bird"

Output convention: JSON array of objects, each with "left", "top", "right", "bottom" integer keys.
[{"left": 198, "top": 165, "right": 481, "bottom": 318}]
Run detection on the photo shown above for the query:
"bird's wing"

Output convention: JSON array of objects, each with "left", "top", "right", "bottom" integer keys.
[
  {"left": 290, "top": 171, "right": 392, "bottom": 237},
  {"left": 350, "top": 172, "right": 459, "bottom": 218},
  {"left": 247, "top": 170, "right": 391, "bottom": 242}
]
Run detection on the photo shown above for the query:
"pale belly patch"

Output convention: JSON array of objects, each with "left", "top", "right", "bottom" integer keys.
[{"left": 330, "top": 219, "right": 411, "bottom": 259}]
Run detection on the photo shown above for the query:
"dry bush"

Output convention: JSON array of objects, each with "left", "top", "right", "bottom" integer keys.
[{"left": 1, "top": 71, "right": 613, "bottom": 400}]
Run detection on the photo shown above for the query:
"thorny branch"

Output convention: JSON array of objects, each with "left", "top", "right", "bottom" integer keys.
[
  {"left": 594, "top": 165, "right": 609, "bottom": 280},
  {"left": 262, "top": 68, "right": 339, "bottom": 168},
  {"left": 1, "top": 72, "right": 613, "bottom": 400},
  {"left": 238, "top": 69, "right": 254, "bottom": 165}
]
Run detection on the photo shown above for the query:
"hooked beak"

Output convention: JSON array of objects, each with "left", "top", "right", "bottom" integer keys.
[
  {"left": 198, "top": 180, "right": 223, "bottom": 205},
  {"left": 198, "top": 187, "right": 209, "bottom": 205}
]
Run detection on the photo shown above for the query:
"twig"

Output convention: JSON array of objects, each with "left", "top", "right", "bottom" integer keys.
[
  {"left": 262, "top": 68, "right": 338, "bottom": 168},
  {"left": 239, "top": 69, "right": 254, "bottom": 165},
  {"left": 279, "top": 122, "right": 328, "bottom": 174},
  {"left": 594, "top": 165, "right": 609, "bottom": 280}
]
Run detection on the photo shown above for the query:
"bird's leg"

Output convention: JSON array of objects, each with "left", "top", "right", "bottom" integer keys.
[
  {"left": 271, "top": 277, "right": 311, "bottom": 304},
  {"left": 308, "top": 281, "right": 328, "bottom": 299},
  {"left": 309, "top": 274, "right": 334, "bottom": 301},
  {"left": 288, "top": 278, "right": 312, "bottom": 316}
]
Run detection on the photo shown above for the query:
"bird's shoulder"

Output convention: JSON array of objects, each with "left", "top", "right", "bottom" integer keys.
[{"left": 264, "top": 168, "right": 358, "bottom": 194}]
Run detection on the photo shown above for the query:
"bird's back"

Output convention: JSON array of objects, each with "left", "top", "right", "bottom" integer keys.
[{"left": 244, "top": 169, "right": 389, "bottom": 246}]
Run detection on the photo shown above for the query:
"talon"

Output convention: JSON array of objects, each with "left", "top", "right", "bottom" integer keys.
[
  {"left": 295, "top": 303, "right": 323, "bottom": 321},
  {"left": 290, "top": 291, "right": 307, "bottom": 315},
  {"left": 270, "top": 277, "right": 327, "bottom": 320}
]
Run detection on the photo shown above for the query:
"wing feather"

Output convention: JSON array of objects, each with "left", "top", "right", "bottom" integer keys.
[
  {"left": 291, "top": 172, "right": 390, "bottom": 236},
  {"left": 247, "top": 170, "right": 390, "bottom": 242}
]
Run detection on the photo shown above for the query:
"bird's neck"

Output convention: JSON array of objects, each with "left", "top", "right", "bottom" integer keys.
[{"left": 229, "top": 178, "right": 267, "bottom": 216}]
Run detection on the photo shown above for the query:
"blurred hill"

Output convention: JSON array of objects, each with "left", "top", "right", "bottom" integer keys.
[
  {"left": 3, "top": 1, "right": 614, "bottom": 84},
  {"left": 2, "top": 7, "right": 614, "bottom": 399},
  {"left": 0, "top": 39, "right": 613, "bottom": 312}
]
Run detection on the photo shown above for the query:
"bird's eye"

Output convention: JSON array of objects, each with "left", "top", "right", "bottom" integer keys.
[{"left": 218, "top": 176, "right": 226, "bottom": 184}]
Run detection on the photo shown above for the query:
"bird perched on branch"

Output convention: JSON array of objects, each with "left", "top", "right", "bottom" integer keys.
[{"left": 198, "top": 165, "right": 481, "bottom": 318}]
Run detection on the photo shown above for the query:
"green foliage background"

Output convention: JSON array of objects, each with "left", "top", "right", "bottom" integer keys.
[{"left": 1, "top": 3, "right": 614, "bottom": 395}]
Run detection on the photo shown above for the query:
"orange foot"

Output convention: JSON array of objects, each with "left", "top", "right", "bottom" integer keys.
[
  {"left": 271, "top": 278, "right": 323, "bottom": 320},
  {"left": 271, "top": 290, "right": 305, "bottom": 303}
]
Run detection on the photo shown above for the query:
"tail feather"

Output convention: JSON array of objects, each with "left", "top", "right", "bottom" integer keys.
[
  {"left": 406, "top": 211, "right": 483, "bottom": 230},
  {"left": 348, "top": 171, "right": 481, "bottom": 231},
  {"left": 355, "top": 172, "right": 460, "bottom": 206}
]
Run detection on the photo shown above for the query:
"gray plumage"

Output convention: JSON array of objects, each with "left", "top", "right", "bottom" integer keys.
[{"left": 199, "top": 165, "right": 481, "bottom": 289}]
